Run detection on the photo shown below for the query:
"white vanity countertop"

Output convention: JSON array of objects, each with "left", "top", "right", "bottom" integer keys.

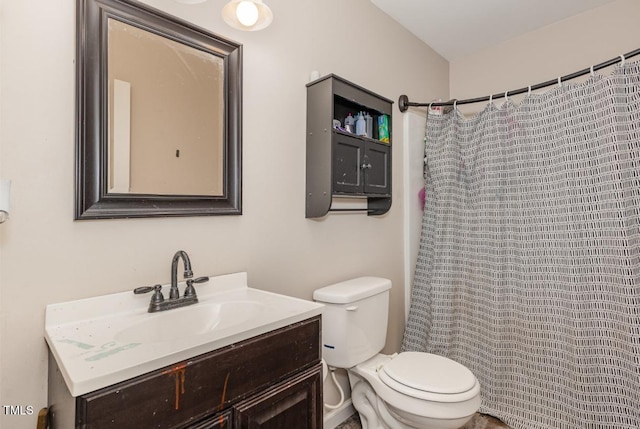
[{"left": 45, "top": 272, "right": 324, "bottom": 397}]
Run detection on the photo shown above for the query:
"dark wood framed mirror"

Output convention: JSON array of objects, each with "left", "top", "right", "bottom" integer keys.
[{"left": 76, "top": 0, "right": 242, "bottom": 219}]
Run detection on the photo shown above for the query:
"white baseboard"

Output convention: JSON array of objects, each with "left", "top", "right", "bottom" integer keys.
[{"left": 323, "top": 399, "right": 356, "bottom": 429}]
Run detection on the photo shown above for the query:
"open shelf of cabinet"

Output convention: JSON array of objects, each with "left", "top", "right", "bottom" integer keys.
[{"left": 306, "top": 74, "right": 393, "bottom": 218}]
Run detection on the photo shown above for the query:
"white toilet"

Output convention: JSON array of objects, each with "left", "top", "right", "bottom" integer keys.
[{"left": 313, "top": 277, "right": 481, "bottom": 429}]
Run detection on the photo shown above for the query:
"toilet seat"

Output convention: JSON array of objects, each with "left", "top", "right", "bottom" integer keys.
[{"left": 378, "top": 352, "right": 479, "bottom": 402}]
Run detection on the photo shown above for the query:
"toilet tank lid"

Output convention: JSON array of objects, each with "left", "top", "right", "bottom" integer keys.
[{"left": 313, "top": 277, "right": 391, "bottom": 304}]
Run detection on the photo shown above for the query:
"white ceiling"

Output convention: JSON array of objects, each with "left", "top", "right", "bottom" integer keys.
[{"left": 370, "top": 0, "right": 617, "bottom": 61}]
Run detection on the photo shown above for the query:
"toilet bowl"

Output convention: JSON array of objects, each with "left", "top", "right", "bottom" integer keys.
[
  {"left": 313, "top": 277, "right": 481, "bottom": 429},
  {"left": 349, "top": 353, "right": 480, "bottom": 429}
]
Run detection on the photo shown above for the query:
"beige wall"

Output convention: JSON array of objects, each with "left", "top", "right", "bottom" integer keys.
[
  {"left": 0, "top": 0, "right": 447, "bottom": 427},
  {"left": 450, "top": 0, "right": 640, "bottom": 117}
]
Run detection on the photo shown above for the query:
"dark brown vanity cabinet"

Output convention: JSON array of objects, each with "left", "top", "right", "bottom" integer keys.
[
  {"left": 306, "top": 74, "right": 393, "bottom": 218},
  {"left": 48, "top": 317, "right": 322, "bottom": 429}
]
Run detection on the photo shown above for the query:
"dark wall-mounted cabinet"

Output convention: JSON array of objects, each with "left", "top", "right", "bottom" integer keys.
[{"left": 306, "top": 74, "right": 393, "bottom": 218}]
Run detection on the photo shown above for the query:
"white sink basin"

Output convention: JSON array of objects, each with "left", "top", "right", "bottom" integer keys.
[
  {"left": 114, "top": 300, "right": 267, "bottom": 344},
  {"left": 45, "top": 272, "right": 323, "bottom": 397}
]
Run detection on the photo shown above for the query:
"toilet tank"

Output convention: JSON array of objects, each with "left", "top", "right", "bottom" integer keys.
[{"left": 313, "top": 277, "right": 391, "bottom": 368}]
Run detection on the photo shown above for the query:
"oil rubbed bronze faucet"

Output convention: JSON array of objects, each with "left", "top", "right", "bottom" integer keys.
[
  {"left": 170, "top": 250, "right": 193, "bottom": 299},
  {"left": 133, "top": 251, "right": 209, "bottom": 313}
]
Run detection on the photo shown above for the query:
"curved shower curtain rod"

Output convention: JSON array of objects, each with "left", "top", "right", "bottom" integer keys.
[{"left": 398, "top": 47, "right": 640, "bottom": 112}]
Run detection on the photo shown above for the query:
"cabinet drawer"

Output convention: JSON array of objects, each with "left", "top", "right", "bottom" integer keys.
[{"left": 76, "top": 317, "right": 321, "bottom": 428}]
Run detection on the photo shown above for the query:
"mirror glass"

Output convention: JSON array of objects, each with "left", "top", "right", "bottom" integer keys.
[
  {"left": 108, "top": 19, "right": 224, "bottom": 196},
  {"left": 76, "top": 0, "right": 242, "bottom": 219}
]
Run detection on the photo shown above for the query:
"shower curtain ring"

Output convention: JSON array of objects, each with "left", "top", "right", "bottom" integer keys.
[
  {"left": 528, "top": 86, "right": 532, "bottom": 97},
  {"left": 620, "top": 54, "right": 626, "bottom": 66},
  {"left": 489, "top": 94, "right": 493, "bottom": 104},
  {"left": 504, "top": 90, "right": 509, "bottom": 102},
  {"left": 590, "top": 65, "right": 595, "bottom": 77},
  {"left": 557, "top": 76, "right": 562, "bottom": 87}
]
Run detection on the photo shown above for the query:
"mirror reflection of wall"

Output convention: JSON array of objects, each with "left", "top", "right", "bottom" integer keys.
[{"left": 107, "top": 18, "right": 224, "bottom": 196}]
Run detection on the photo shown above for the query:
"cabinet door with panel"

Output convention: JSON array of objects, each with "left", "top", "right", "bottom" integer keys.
[
  {"left": 363, "top": 141, "right": 390, "bottom": 195},
  {"left": 186, "top": 410, "right": 232, "bottom": 429},
  {"left": 334, "top": 133, "right": 363, "bottom": 194},
  {"left": 333, "top": 133, "right": 390, "bottom": 196},
  {"left": 233, "top": 364, "right": 323, "bottom": 429}
]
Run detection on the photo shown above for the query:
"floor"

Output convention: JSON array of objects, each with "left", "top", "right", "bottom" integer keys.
[{"left": 335, "top": 412, "right": 512, "bottom": 429}]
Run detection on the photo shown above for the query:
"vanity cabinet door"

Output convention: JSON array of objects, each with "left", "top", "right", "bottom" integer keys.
[
  {"left": 233, "top": 363, "right": 322, "bottom": 429},
  {"left": 186, "top": 410, "right": 231, "bottom": 428}
]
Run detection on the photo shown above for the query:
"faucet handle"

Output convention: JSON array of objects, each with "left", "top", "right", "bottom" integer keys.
[
  {"left": 184, "top": 276, "right": 208, "bottom": 298},
  {"left": 133, "top": 285, "right": 165, "bottom": 302},
  {"left": 150, "top": 284, "right": 164, "bottom": 304}
]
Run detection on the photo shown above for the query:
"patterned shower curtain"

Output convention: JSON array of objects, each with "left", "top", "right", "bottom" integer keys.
[{"left": 402, "top": 62, "right": 640, "bottom": 429}]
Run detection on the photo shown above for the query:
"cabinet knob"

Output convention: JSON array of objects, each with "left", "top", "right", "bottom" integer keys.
[{"left": 361, "top": 163, "right": 372, "bottom": 169}]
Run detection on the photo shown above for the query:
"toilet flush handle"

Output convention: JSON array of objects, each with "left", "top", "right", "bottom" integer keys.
[{"left": 345, "top": 306, "right": 358, "bottom": 311}]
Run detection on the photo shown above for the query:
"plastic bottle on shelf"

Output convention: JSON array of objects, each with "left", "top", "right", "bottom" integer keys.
[
  {"left": 365, "top": 112, "right": 373, "bottom": 138},
  {"left": 355, "top": 111, "right": 366, "bottom": 136},
  {"left": 344, "top": 113, "right": 355, "bottom": 133}
]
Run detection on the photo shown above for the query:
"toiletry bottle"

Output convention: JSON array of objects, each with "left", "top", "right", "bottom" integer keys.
[
  {"left": 365, "top": 112, "right": 373, "bottom": 138},
  {"left": 345, "top": 113, "right": 355, "bottom": 133},
  {"left": 356, "top": 111, "right": 366, "bottom": 136}
]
